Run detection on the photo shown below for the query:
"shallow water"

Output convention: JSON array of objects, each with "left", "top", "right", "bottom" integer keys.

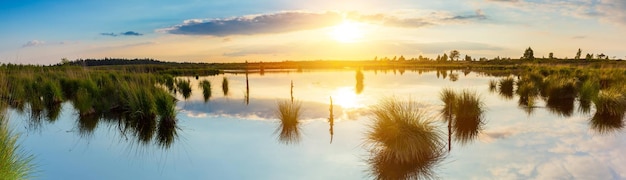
[{"left": 8, "top": 69, "right": 626, "bottom": 179}]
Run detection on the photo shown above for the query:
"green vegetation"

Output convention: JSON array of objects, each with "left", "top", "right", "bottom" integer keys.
[
  {"left": 0, "top": 66, "right": 180, "bottom": 149},
  {"left": 366, "top": 98, "right": 446, "bottom": 180},
  {"left": 222, "top": 77, "right": 229, "bottom": 96},
  {"left": 175, "top": 78, "right": 192, "bottom": 99},
  {"left": 590, "top": 90, "right": 626, "bottom": 134},
  {"left": 199, "top": 80, "right": 212, "bottom": 102},
  {"left": 440, "top": 89, "right": 485, "bottom": 147},
  {"left": 0, "top": 114, "right": 36, "bottom": 179}
]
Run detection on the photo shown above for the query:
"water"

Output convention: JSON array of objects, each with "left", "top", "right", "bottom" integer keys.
[{"left": 7, "top": 69, "right": 626, "bottom": 179}]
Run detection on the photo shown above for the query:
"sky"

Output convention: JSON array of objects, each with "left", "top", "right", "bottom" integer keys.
[{"left": 1, "top": 0, "right": 625, "bottom": 64}]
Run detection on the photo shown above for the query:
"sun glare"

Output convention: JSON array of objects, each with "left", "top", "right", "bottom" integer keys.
[
  {"left": 332, "top": 87, "right": 362, "bottom": 109},
  {"left": 330, "top": 21, "right": 364, "bottom": 43}
]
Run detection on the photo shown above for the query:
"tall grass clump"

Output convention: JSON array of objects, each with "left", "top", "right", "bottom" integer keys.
[
  {"left": 578, "top": 80, "right": 599, "bottom": 114},
  {"left": 0, "top": 114, "right": 36, "bottom": 179},
  {"left": 275, "top": 100, "right": 302, "bottom": 145},
  {"left": 516, "top": 79, "right": 539, "bottom": 115},
  {"left": 488, "top": 79, "right": 498, "bottom": 93},
  {"left": 453, "top": 90, "right": 484, "bottom": 144},
  {"left": 222, "top": 77, "right": 229, "bottom": 96},
  {"left": 366, "top": 98, "right": 446, "bottom": 180},
  {"left": 356, "top": 69, "right": 364, "bottom": 94},
  {"left": 155, "top": 91, "right": 178, "bottom": 148},
  {"left": 498, "top": 77, "right": 515, "bottom": 99},
  {"left": 440, "top": 89, "right": 485, "bottom": 147},
  {"left": 199, "top": 80, "right": 212, "bottom": 102},
  {"left": 175, "top": 79, "right": 192, "bottom": 100},
  {"left": 590, "top": 90, "right": 626, "bottom": 134},
  {"left": 543, "top": 76, "right": 577, "bottom": 117}
]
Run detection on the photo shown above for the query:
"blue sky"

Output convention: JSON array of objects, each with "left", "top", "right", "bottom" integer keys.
[{"left": 1, "top": 0, "right": 625, "bottom": 64}]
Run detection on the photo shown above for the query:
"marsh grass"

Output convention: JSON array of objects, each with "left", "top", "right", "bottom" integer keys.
[
  {"left": 356, "top": 69, "right": 364, "bottom": 94},
  {"left": 543, "top": 76, "right": 577, "bottom": 117},
  {"left": 590, "top": 90, "right": 626, "bottom": 134},
  {"left": 275, "top": 100, "right": 302, "bottom": 145},
  {"left": 498, "top": 77, "right": 515, "bottom": 99},
  {"left": 199, "top": 80, "right": 212, "bottom": 102},
  {"left": 222, "top": 77, "right": 229, "bottom": 96},
  {"left": 578, "top": 80, "right": 599, "bottom": 114},
  {"left": 488, "top": 79, "right": 498, "bottom": 93},
  {"left": 175, "top": 79, "right": 192, "bottom": 100},
  {"left": 0, "top": 114, "right": 36, "bottom": 179},
  {"left": 452, "top": 90, "right": 484, "bottom": 144},
  {"left": 440, "top": 89, "right": 485, "bottom": 146},
  {"left": 366, "top": 98, "right": 446, "bottom": 180}
]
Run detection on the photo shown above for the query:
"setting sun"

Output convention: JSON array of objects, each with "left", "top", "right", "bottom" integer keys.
[{"left": 330, "top": 21, "right": 364, "bottom": 43}]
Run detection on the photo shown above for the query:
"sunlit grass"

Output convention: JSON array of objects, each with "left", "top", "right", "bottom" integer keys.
[
  {"left": 275, "top": 100, "right": 302, "bottom": 145},
  {"left": 366, "top": 98, "right": 446, "bottom": 180}
]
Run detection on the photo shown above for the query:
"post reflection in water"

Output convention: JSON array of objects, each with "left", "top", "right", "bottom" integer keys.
[
  {"left": 366, "top": 98, "right": 446, "bottom": 180},
  {"left": 329, "top": 96, "right": 334, "bottom": 144}
]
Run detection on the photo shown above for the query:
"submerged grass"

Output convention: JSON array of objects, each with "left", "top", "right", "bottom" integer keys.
[{"left": 366, "top": 98, "right": 446, "bottom": 180}]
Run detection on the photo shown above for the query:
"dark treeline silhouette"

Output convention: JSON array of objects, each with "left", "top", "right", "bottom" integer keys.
[{"left": 62, "top": 58, "right": 169, "bottom": 66}]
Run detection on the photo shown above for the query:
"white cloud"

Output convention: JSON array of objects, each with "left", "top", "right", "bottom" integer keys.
[{"left": 22, "top": 40, "right": 45, "bottom": 48}]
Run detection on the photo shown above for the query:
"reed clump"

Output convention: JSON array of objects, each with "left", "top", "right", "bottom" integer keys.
[{"left": 366, "top": 98, "right": 446, "bottom": 180}]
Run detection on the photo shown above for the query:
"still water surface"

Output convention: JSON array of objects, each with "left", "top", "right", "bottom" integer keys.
[{"left": 8, "top": 69, "right": 626, "bottom": 179}]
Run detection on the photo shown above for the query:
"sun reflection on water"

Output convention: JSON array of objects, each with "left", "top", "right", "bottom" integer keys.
[{"left": 332, "top": 87, "right": 363, "bottom": 109}]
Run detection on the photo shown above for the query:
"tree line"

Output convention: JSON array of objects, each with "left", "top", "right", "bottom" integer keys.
[{"left": 374, "top": 47, "right": 621, "bottom": 62}]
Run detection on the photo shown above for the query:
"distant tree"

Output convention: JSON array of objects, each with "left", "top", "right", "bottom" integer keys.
[
  {"left": 418, "top": 55, "right": 424, "bottom": 61},
  {"left": 442, "top": 53, "right": 449, "bottom": 62},
  {"left": 374, "top": 56, "right": 378, "bottom": 61},
  {"left": 465, "top": 55, "right": 472, "bottom": 61},
  {"left": 436, "top": 55, "right": 441, "bottom": 62},
  {"left": 575, "top": 48, "right": 582, "bottom": 60},
  {"left": 398, "top": 55, "right": 406, "bottom": 61},
  {"left": 60, "top": 58, "right": 70, "bottom": 65},
  {"left": 585, "top": 53, "right": 593, "bottom": 61},
  {"left": 523, "top": 47, "right": 534, "bottom": 60},
  {"left": 549, "top": 52, "right": 554, "bottom": 59},
  {"left": 392, "top": 56, "right": 397, "bottom": 61},
  {"left": 450, "top": 50, "right": 460, "bottom": 61},
  {"left": 598, "top": 53, "right": 606, "bottom": 59}
]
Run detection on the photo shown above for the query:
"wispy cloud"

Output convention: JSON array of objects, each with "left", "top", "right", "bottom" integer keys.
[
  {"left": 100, "top": 31, "right": 144, "bottom": 37},
  {"left": 22, "top": 40, "right": 45, "bottom": 48},
  {"left": 348, "top": 9, "right": 487, "bottom": 28},
  {"left": 161, "top": 10, "right": 489, "bottom": 36},
  {"left": 161, "top": 11, "right": 343, "bottom": 36}
]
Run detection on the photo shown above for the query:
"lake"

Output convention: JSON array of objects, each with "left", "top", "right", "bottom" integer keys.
[{"left": 6, "top": 68, "right": 626, "bottom": 179}]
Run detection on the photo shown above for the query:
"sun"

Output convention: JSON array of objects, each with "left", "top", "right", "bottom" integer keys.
[{"left": 330, "top": 21, "right": 364, "bottom": 43}]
